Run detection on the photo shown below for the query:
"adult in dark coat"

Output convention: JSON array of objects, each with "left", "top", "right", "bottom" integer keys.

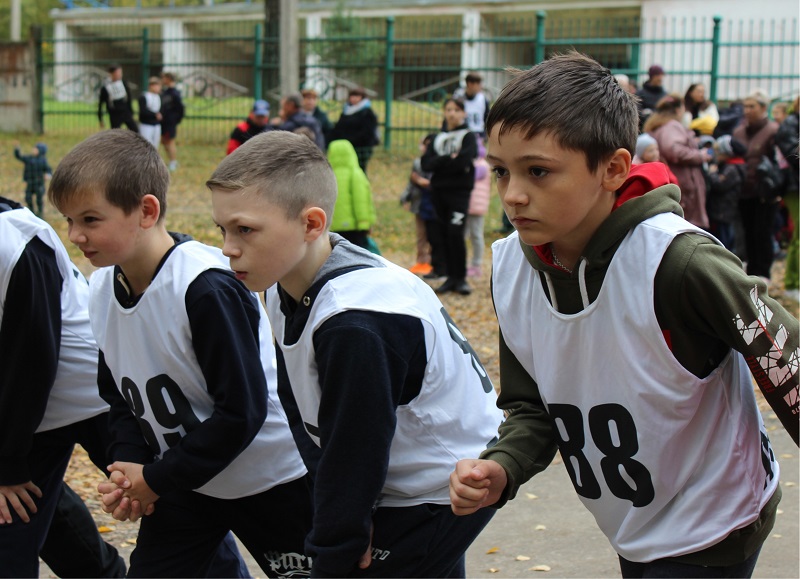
[
  {"left": 732, "top": 91, "right": 780, "bottom": 280},
  {"left": 636, "top": 64, "right": 668, "bottom": 129},
  {"left": 329, "top": 87, "right": 379, "bottom": 174}
]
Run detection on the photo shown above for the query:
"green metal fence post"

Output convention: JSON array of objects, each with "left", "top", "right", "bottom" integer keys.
[
  {"left": 32, "top": 25, "right": 44, "bottom": 134},
  {"left": 384, "top": 16, "right": 395, "bottom": 150},
  {"left": 535, "top": 11, "right": 547, "bottom": 64},
  {"left": 254, "top": 23, "right": 264, "bottom": 100},
  {"left": 141, "top": 28, "right": 150, "bottom": 91},
  {"left": 710, "top": 15, "right": 722, "bottom": 103}
]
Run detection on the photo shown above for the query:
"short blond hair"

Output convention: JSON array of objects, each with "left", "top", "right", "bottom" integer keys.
[{"left": 206, "top": 131, "right": 337, "bottom": 220}]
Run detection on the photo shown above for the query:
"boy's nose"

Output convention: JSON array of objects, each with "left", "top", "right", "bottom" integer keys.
[{"left": 502, "top": 180, "right": 529, "bottom": 206}]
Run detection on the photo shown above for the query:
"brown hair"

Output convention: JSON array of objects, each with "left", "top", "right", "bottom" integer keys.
[
  {"left": 48, "top": 130, "right": 169, "bottom": 219},
  {"left": 206, "top": 131, "right": 337, "bottom": 221},
  {"left": 642, "top": 93, "right": 684, "bottom": 133},
  {"left": 486, "top": 51, "right": 638, "bottom": 172}
]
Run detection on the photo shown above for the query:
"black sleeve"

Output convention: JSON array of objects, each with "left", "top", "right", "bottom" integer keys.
[
  {"left": 141, "top": 269, "right": 269, "bottom": 495},
  {"left": 0, "top": 237, "right": 62, "bottom": 485},
  {"left": 98, "top": 350, "right": 155, "bottom": 466},
  {"left": 138, "top": 95, "right": 159, "bottom": 125},
  {"left": 420, "top": 138, "right": 445, "bottom": 173},
  {"left": 305, "top": 311, "right": 427, "bottom": 577}
]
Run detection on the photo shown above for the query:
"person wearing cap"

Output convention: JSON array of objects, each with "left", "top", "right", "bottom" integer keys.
[
  {"left": 707, "top": 135, "right": 748, "bottom": 251},
  {"left": 300, "top": 88, "right": 334, "bottom": 146},
  {"left": 330, "top": 87, "right": 380, "bottom": 173},
  {"left": 270, "top": 93, "right": 326, "bottom": 151},
  {"left": 226, "top": 99, "right": 273, "bottom": 155},
  {"left": 636, "top": 64, "right": 668, "bottom": 128},
  {"left": 733, "top": 90, "right": 781, "bottom": 281},
  {"left": 632, "top": 133, "right": 660, "bottom": 164},
  {"left": 98, "top": 64, "right": 138, "bottom": 131}
]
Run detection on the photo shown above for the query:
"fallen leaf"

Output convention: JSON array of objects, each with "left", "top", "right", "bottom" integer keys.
[
  {"left": 126, "top": 539, "right": 137, "bottom": 545},
  {"left": 777, "top": 509, "right": 784, "bottom": 515},
  {"left": 97, "top": 525, "right": 114, "bottom": 533},
  {"left": 783, "top": 481, "right": 796, "bottom": 487},
  {"left": 486, "top": 547, "right": 500, "bottom": 554},
  {"left": 525, "top": 493, "right": 538, "bottom": 500},
  {"left": 780, "top": 454, "right": 794, "bottom": 459},
  {"left": 535, "top": 524, "right": 546, "bottom": 531},
  {"left": 529, "top": 564, "right": 552, "bottom": 572},
  {"left": 772, "top": 534, "right": 783, "bottom": 538},
  {"left": 488, "top": 568, "right": 500, "bottom": 573},
  {"left": 515, "top": 555, "right": 531, "bottom": 561}
]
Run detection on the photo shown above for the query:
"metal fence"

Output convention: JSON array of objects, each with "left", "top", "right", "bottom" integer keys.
[{"left": 37, "top": 11, "right": 799, "bottom": 148}]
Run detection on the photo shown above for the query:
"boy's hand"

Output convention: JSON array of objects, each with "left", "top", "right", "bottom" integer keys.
[
  {"left": 449, "top": 459, "right": 507, "bottom": 515},
  {"left": 98, "top": 476, "right": 156, "bottom": 522},
  {"left": 0, "top": 481, "right": 43, "bottom": 523},
  {"left": 107, "top": 461, "right": 159, "bottom": 515},
  {"left": 358, "top": 522, "right": 374, "bottom": 569}
]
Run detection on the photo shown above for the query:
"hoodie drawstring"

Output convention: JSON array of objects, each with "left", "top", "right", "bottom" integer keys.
[{"left": 543, "top": 257, "right": 590, "bottom": 313}]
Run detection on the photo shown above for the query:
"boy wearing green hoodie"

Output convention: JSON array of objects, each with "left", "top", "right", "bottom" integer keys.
[{"left": 450, "top": 52, "right": 798, "bottom": 578}]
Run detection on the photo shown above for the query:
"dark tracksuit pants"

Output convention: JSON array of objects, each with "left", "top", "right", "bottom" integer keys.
[
  {"left": 340, "top": 503, "right": 495, "bottom": 578},
  {"left": 128, "top": 475, "right": 313, "bottom": 578},
  {"left": 429, "top": 188, "right": 470, "bottom": 282},
  {"left": 739, "top": 197, "right": 778, "bottom": 279}
]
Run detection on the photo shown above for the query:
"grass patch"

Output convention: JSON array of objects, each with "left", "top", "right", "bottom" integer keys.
[{"left": 0, "top": 130, "right": 506, "bottom": 273}]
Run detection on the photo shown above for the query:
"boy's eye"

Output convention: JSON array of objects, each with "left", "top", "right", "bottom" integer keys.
[
  {"left": 238, "top": 226, "right": 252, "bottom": 234},
  {"left": 216, "top": 224, "right": 226, "bottom": 237},
  {"left": 491, "top": 166, "right": 508, "bottom": 179},
  {"left": 530, "top": 167, "right": 549, "bottom": 178},
  {"left": 83, "top": 216, "right": 98, "bottom": 224}
]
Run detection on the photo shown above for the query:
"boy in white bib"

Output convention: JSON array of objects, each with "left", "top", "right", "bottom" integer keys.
[
  {"left": 48, "top": 130, "right": 312, "bottom": 578},
  {"left": 208, "top": 131, "right": 504, "bottom": 577},
  {"left": 449, "top": 52, "right": 798, "bottom": 578}
]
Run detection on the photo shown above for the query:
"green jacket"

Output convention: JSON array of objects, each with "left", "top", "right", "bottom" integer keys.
[
  {"left": 327, "top": 139, "right": 376, "bottom": 232},
  {"left": 483, "top": 165, "right": 798, "bottom": 566}
]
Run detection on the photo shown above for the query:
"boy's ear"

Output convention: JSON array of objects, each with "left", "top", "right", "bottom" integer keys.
[
  {"left": 302, "top": 206, "right": 328, "bottom": 241},
  {"left": 602, "top": 148, "right": 632, "bottom": 192},
  {"left": 139, "top": 194, "right": 162, "bottom": 229}
]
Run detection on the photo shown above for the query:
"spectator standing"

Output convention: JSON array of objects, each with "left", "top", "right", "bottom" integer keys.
[
  {"left": 330, "top": 87, "right": 379, "bottom": 173},
  {"left": 421, "top": 97, "right": 477, "bottom": 296},
  {"left": 733, "top": 91, "right": 781, "bottom": 281},
  {"left": 707, "top": 135, "right": 747, "bottom": 251},
  {"left": 645, "top": 94, "right": 712, "bottom": 229},
  {"left": 160, "top": 72, "right": 185, "bottom": 172},
  {"left": 453, "top": 72, "right": 491, "bottom": 139},
  {"left": 401, "top": 135, "right": 435, "bottom": 276},
  {"left": 775, "top": 96, "right": 799, "bottom": 298},
  {"left": 636, "top": 64, "right": 668, "bottom": 128},
  {"left": 682, "top": 83, "right": 719, "bottom": 136},
  {"left": 226, "top": 99, "right": 272, "bottom": 155},
  {"left": 97, "top": 64, "right": 137, "bottom": 131},
  {"left": 300, "top": 88, "right": 334, "bottom": 146},
  {"left": 13, "top": 142, "right": 51, "bottom": 218},
  {"left": 271, "top": 93, "right": 325, "bottom": 150},
  {"left": 137, "top": 76, "right": 162, "bottom": 148},
  {"left": 465, "top": 139, "right": 491, "bottom": 278},
  {"left": 327, "top": 139, "right": 376, "bottom": 249}
]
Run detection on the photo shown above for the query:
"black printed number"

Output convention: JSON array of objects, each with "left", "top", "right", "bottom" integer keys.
[
  {"left": 440, "top": 308, "right": 493, "bottom": 393},
  {"left": 549, "top": 403, "right": 654, "bottom": 507},
  {"left": 121, "top": 374, "right": 202, "bottom": 455}
]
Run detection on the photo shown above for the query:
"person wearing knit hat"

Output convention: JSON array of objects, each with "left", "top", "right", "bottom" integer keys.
[{"left": 633, "top": 133, "right": 660, "bottom": 164}]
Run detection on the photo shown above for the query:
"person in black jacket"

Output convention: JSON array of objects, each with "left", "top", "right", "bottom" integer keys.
[
  {"left": 137, "top": 76, "right": 163, "bottom": 148},
  {"left": 160, "top": 72, "right": 185, "bottom": 171},
  {"left": 98, "top": 64, "right": 137, "bottom": 131},
  {"left": 270, "top": 93, "right": 326, "bottom": 150},
  {"left": 330, "top": 87, "right": 379, "bottom": 173},
  {"left": 636, "top": 64, "right": 668, "bottom": 129},
  {"left": 421, "top": 97, "right": 477, "bottom": 295}
]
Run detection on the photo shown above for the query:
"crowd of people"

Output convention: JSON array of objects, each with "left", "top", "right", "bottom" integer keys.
[{"left": 4, "top": 54, "right": 798, "bottom": 579}]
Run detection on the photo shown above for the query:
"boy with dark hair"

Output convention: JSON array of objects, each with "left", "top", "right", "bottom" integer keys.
[
  {"left": 159, "top": 71, "right": 185, "bottom": 172},
  {"left": 13, "top": 141, "right": 51, "bottom": 217},
  {"left": 453, "top": 71, "right": 490, "bottom": 139},
  {"left": 450, "top": 52, "right": 798, "bottom": 578},
  {"left": 208, "top": 130, "right": 504, "bottom": 577},
  {"left": 48, "top": 130, "right": 312, "bottom": 578}
]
